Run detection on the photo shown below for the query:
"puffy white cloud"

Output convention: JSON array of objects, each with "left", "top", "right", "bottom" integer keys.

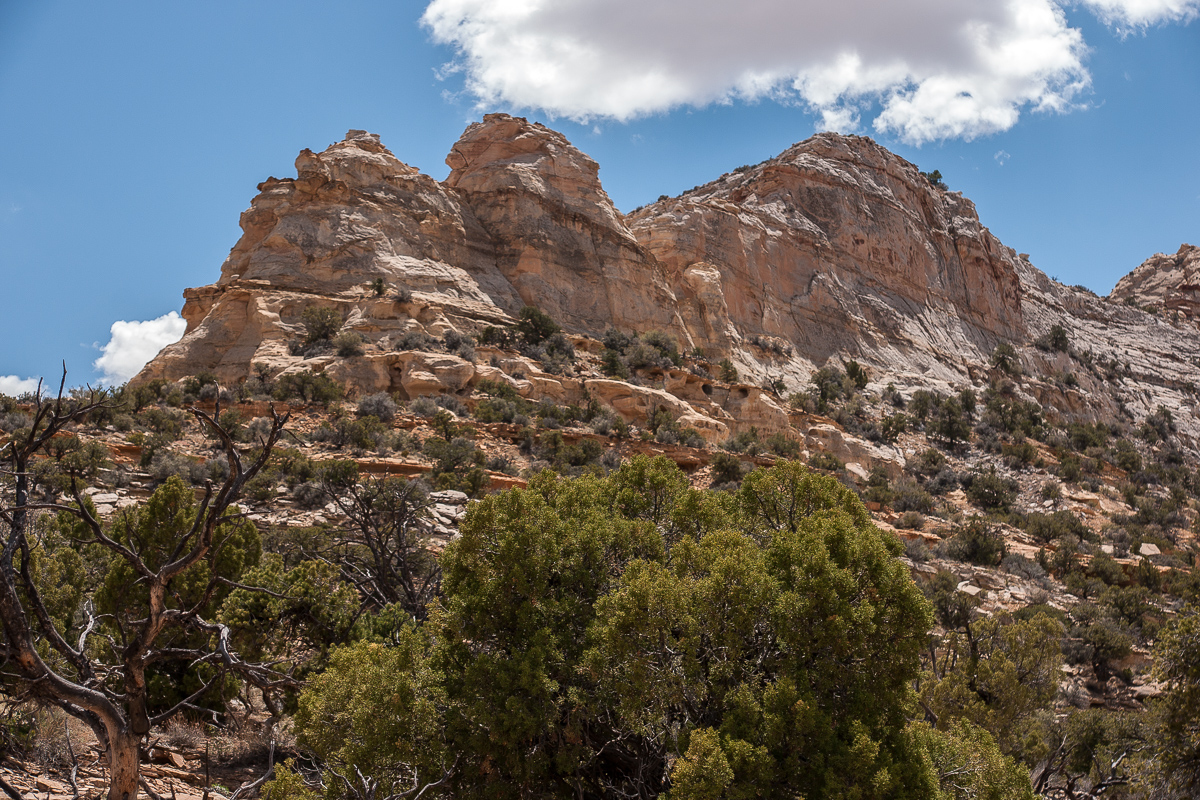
[
  {"left": 92, "top": 312, "right": 186, "bottom": 386},
  {"left": 0, "top": 375, "right": 42, "bottom": 397},
  {"left": 422, "top": 0, "right": 1192, "bottom": 143}
]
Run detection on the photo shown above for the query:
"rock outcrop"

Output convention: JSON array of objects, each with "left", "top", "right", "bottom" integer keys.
[
  {"left": 1110, "top": 243, "right": 1200, "bottom": 320},
  {"left": 138, "top": 115, "right": 1200, "bottom": 451}
]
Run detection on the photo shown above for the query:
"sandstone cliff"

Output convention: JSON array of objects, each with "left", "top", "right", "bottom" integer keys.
[{"left": 138, "top": 115, "right": 1200, "bottom": 452}]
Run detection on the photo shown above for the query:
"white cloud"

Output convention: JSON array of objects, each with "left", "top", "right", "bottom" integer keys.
[
  {"left": 422, "top": 0, "right": 1193, "bottom": 144},
  {"left": 1081, "top": 0, "right": 1200, "bottom": 26},
  {"left": 0, "top": 375, "right": 42, "bottom": 397},
  {"left": 995, "top": 149, "right": 1012, "bottom": 164},
  {"left": 92, "top": 312, "right": 186, "bottom": 386}
]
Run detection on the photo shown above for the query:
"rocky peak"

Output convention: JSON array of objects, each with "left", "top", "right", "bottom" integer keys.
[
  {"left": 1109, "top": 243, "right": 1200, "bottom": 320},
  {"left": 627, "top": 129, "right": 1025, "bottom": 385},
  {"left": 445, "top": 114, "right": 619, "bottom": 227},
  {"left": 443, "top": 113, "right": 679, "bottom": 336}
]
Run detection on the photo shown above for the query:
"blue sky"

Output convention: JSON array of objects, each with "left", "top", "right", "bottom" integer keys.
[{"left": 0, "top": 0, "right": 1196, "bottom": 391}]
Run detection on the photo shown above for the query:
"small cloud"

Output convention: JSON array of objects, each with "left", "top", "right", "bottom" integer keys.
[
  {"left": 994, "top": 150, "right": 1012, "bottom": 165},
  {"left": 92, "top": 312, "right": 186, "bottom": 385},
  {"left": 592, "top": 125, "right": 602, "bottom": 135},
  {"left": 0, "top": 375, "right": 42, "bottom": 397}
]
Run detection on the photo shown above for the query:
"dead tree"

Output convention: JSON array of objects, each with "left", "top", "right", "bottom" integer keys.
[
  {"left": 318, "top": 467, "right": 441, "bottom": 621},
  {"left": 0, "top": 376, "right": 295, "bottom": 800}
]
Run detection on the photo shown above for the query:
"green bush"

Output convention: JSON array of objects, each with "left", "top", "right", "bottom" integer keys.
[
  {"left": 718, "top": 358, "right": 738, "bottom": 383},
  {"left": 273, "top": 371, "right": 344, "bottom": 405},
  {"left": 963, "top": 467, "right": 1018, "bottom": 512},
  {"left": 302, "top": 306, "right": 342, "bottom": 344},
  {"left": 946, "top": 519, "right": 1007, "bottom": 566},
  {"left": 515, "top": 305, "right": 560, "bottom": 345},
  {"left": 990, "top": 342, "right": 1020, "bottom": 375},
  {"left": 333, "top": 331, "right": 365, "bottom": 357},
  {"left": 1022, "top": 510, "right": 1089, "bottom": 544},
  {"left": 1035, "top": 323, "right": 1070, "bottom": 353}
]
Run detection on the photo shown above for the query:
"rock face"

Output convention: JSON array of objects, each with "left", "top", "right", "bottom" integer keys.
[
  {"left": 627, "top": 133, "right": 1025, "bottom": 387},
  {"left": 139, "top": 115, "right": 1200, "bottom": 450},
  {"left": 1110, "top": 244, "right": 1200, "bottom": 320}
]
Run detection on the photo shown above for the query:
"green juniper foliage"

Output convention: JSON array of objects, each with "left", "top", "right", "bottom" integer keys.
[{"left": 279, "top": 457, "right": 966, "bottom": 799}]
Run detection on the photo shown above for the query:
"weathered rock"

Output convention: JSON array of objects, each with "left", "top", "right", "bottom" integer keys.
[
  {"left": 135, "top": 116, "right": 1200, "bottom": 455},
  {"left": 1110, "top": 243, "right": 1200, "bottom": 319}
]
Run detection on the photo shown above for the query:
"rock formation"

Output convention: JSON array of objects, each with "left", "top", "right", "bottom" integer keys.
[
  {"left": 138, "top": 115, "right": 1200, "bottom": 451},
  {"left": 1110, "top": 243, "right": 1200, "bottom": 320}
]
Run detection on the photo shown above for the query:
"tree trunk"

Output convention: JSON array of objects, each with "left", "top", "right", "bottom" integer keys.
[{"left": 107, "top": 729, "right": 140, "bottom": 800}]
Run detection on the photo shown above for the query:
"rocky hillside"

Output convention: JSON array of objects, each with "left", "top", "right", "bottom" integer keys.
[{"left": 137, "top": 115, "right": 1200, "bottom": 452}]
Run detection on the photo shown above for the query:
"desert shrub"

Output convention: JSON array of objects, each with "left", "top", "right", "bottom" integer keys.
[
  {"left": 882, "top": 383, "right": 905, "bottom": 408},
  {"left": 1040, "top": 481, "right": 1062, "bottom": 501},
  {"left": 896, "top": 511, "right": 925, "bottom": 531},
  {"left": 149, "top": 450, "right": 206, "bottom": 485},
  {"left": 908, "top": 389, "right": 940, "bottom": 423},
  {"left": 475, "top": 397, "right": 526, "bottom": 424},
  {"left": 600, "top": 348, "right": 630, "bottom": 379},
  {"left": 762, "top": 432, "right": 800, "bottom": 458},
  {"left": 292, "top": 481, "right": 327, "bottom": 509},
  {"left": 302, "top": 306, "right": 342, "bottom": 344},
  {"left": 1001, "top": 554, "right": 1046, "bottom": 581},
  {"left": 931, "top": 397, "right": 971, "bottom": 445},
  {"left": 333, "top": 331, "right": 365, "bottom": 357},
  {"left": 1023, "top": 510, "right": 1090, "bottom": 544},
  {"left": 180, "top": 371, "right": 219, "bottom": 397},
  {"left": 408, "top": 397, "right": 439, "bottom": 417},
  {"left": 809, "top": 366, "right": 850, "bottom": 413},
  {"left": 396, "top": 330, "right": 436, "bottom": 351},
  {"left": 1002, "top": 438, "right": 1038, "bottom": 468},
  {"left": 642, "top": 330, "right": 682, "bottom": 366},
  {"left": 1139, "top": 405, "right": 1175, "bottom": 443},
  {"left": 515, "top": 305, "right": 560, "bottom": 345},
  {"left": 844, "top": 360, "right": 869, "bottom": 389},
  {"left": 945, "top": 520, "right": 1007, "bottom": 566},
  {"left": 314, "top": 417, "right": 387, "bottom": 451},
  {"left": 1089, "top": 553, "right": 1127, "bottom": 587},
  {"left": 990, "top": 342, "right": 1020, "bottom": 375},
  {"left": 273, "top": 371, "right": 343, "bottom": 405},
  {"left": 905, "top": 538, "right": 932, "bottom": 561},
  {"left": 981, "top": 387, "right": 1043, "bottom": 438},
  {"left": 1035, "top": 323, "right": 1070, "bottom": 353},
  {"left": 718, "top": 358, "right": 738, "bottom": 383},
  {"left": 1067, "top": 422, "right": 1110, "bottom": 452},
  {"left": 963, "top": 467, "right": 1017, "bottom": 512},
  {"left": 863, "top": 466, "right": 894, "bottom": 506},
  {"left": 424, "top": 436, "right": 487, "bottom": 496},
  {"left": 357, "top": 392, "right": 398, "bottom": 422},
  {"left": 542, "top": 331, "right": 576, "bottom": 361},
  {"left": 914, "top": 448, "right": 947, "bottom": 476},
  {"left": 709, "top": 452, "right": 749, "bottom": 489},
  {"left": 892, "top": 479, "right": 936, "bottom": 514},
  {"left": 877, "top": 412, "right": 910, "bottom": 444},
  {"left": 808, "top": 451, "right": 844, "bottom": 472},
  {"left": 1058, "top": 454, "right": 1083, "bottom": 483}
]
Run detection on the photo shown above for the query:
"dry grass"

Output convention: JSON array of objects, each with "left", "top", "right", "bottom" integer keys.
[{"left": 30, "top": 706, "right": 96, "bottom": 770}]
